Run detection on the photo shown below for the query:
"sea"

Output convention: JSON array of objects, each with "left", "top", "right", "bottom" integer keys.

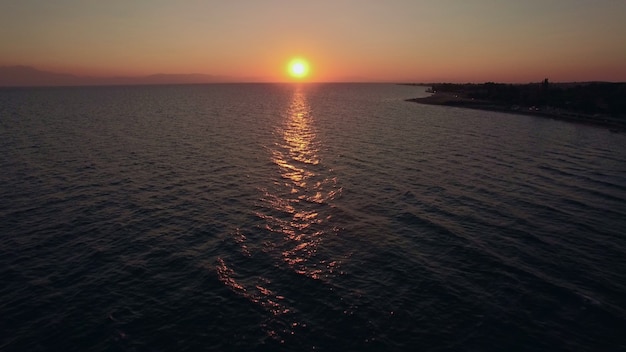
[{"left": 1, "top": 83, "right": 625, "bottom": 352}]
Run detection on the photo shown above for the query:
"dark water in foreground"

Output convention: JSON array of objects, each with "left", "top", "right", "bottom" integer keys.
[{"left": 1, "top": 84, "right": 625, "bottom": 351}]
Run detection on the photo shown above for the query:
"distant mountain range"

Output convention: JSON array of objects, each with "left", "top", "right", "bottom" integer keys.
[{"left": 0, "top": 65, "right": 238, "bottom": 87}]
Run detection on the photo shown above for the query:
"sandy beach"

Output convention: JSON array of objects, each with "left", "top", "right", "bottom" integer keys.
[{"left": 407, "top": 92, "right": 626, "bottom": 132}]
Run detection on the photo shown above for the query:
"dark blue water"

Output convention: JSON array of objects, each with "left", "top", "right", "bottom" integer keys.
[{"left": 1, "top": 83, "right": 625, "bottom": 351}]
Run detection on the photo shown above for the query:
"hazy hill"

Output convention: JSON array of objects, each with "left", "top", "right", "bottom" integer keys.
[
  {"left": 0, "top": 66, "right": 85, "bottom": 87},
  {"left": 0, "top": 66, "right": 233, "bottom": 87}
]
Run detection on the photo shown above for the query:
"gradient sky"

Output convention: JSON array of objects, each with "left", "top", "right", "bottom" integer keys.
[{"left": 1, "top": 0, "right": 625, "bottom": 82}]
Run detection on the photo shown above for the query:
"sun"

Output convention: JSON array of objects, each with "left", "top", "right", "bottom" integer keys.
[{"left": 287, "top": 58, "right": 310, "bottom": 79}]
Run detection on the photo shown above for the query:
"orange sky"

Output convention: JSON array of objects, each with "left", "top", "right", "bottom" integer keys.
[{"left": 1, "top": 0, "right": 625, "bottom": 82}]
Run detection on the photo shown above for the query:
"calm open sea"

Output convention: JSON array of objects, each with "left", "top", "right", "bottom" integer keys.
[{"left": 1, "top": 83, "right": 625, "bottom": 351}]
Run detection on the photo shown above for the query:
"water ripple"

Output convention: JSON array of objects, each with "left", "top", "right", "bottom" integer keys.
[{"left": 1, "top": 84, "right": 625, "bottom": 351}]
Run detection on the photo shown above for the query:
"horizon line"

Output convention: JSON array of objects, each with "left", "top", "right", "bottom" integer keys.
[{"left": 1, "top": 65, "right": 624, "bottom": 88}]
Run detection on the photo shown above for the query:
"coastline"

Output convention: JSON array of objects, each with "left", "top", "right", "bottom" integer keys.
[{"left": 407, "top": 92, "right": 626, "bottom": 132}]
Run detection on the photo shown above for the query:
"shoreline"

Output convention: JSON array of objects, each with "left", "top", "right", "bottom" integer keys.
[{"left": 407, "top": 92, "right": 626, "bottom": 132}]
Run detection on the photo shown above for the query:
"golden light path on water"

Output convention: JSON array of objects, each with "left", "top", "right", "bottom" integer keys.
[
  {"left": 269, "top": 87, "right": 331, "bottom": 275},
  {"left": 216, "top": 86, "right": 343, "bottom": 343}
]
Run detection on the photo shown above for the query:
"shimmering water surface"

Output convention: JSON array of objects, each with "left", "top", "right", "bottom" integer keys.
[{"left": 1, "top": 84, "right": 625, "bottom": 351}]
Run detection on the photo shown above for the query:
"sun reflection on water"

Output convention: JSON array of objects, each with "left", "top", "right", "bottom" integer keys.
[
  {"left": 264, "top": 87, "right": 342, "bottom": 279},
  {"left": 216, "top": 86, "right": 343, "bottom": 344}
]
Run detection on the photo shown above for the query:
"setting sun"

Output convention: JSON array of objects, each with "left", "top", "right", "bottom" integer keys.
[{"left": 288, "top": 58, "right": 309, "bottom": 79}]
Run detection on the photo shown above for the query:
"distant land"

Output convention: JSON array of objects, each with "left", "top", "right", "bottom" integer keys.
[
  {"left": 0, "top": 66, "right": 241, "bottom": 87},
  {"left": 406, "top": 80, "right": 626, "bottom": 131}
]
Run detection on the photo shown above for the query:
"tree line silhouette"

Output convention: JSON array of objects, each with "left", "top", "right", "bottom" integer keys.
[{"left": 430, "top": 80, "right": 626, "bottom": 118}]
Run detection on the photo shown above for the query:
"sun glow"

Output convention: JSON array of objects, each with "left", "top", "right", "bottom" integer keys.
[{"left": 288, "top": 58, "right": 310, "bottom": 79}]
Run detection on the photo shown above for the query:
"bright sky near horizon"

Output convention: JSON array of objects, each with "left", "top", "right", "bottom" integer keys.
[{"left": 1, "top": 0, "right": 625, "bottom": 82}]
